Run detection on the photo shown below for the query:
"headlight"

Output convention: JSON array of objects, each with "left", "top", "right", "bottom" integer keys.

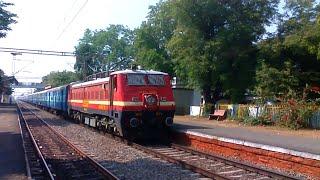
[{"left": 145, "top": 95, "right": 157, "bottom": 105}]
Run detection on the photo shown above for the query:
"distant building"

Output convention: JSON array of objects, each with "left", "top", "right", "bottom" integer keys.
[{"left": 172, "top": 77, "right": 201, "bottom": 115}]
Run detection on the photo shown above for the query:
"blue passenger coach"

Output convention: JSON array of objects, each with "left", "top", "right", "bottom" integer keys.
[
  {"left": 48, "top": 85, "right": 69, "bottom": 113},
  {"left": 23, "top": 85, "right": 69, "bottom": 115}
]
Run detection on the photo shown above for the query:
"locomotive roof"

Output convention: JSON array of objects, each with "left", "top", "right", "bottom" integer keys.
[
  {"left": 110, "top": 69, "right": 168, "bottom": 75},
  {"left": 71, "top": 69, "right": 167, "bottom": 88},
  {"left": 71, "top": 77, "right": 109, "bottom": 88},
  {"left": 32, "top": 85, "right": 68, "bottom": 95}
]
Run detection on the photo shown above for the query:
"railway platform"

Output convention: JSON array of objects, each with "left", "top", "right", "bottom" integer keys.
[
  {"left": 172, "top": 116, "right": 320, "bottom": 156},
  {"left": 171, "top": 116, "right": 320, "bottom": 178},
  {"left": 0, "top": 104, "right": 27, "bottom": 179}
]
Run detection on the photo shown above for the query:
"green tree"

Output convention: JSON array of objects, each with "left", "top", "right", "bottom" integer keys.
[
  {"left": 75, "top": 25, "right": 134, "bottom": 79},
  {"left": 167, "top": 0, "right": 278, "bottom": 104},
  {"left": 42, "top": 71, "right": 80, "bottom": 87},
  {"left": 254, "top": 61, "right": 299, "bottom": 102},
  {"left": 0, "top": 1, "right": 17, "bottom": 38},
  {"left": 134, "top": 1, "right": 176, "bottom": 75},
  {"left": 74, "top": 29, "right": 96, "bottom": 79},
  {"left": 257, "top": 0, "right": 320, "bottom": 98},
  {"left": 0, "top": 69, "right": 14, "bottom": 95}
]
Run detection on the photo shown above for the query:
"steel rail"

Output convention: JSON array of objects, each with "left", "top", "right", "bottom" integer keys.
[
  {"left": 20, "top": 101, "right": 298, "bottom": 180},
  {"left": 17, "top": 112, "right": 34, "bottom": 179},
  {"left": 99, "top": 128, "right": 296, "bottom": 179},
  {"left": 17, "top": 104, "right": 55, "bottom": 180},
  {"left": 131, "top": 143, "right": 228, "bottom": 179},
  {"left": 171, "top": 143, "right": 298, "bottom": 180},
  {"left": 102, "top": 129, "right": 297, "bottom": 179},
  {"left": 19, "top": 102, "right": 119, "bottom": 180}
]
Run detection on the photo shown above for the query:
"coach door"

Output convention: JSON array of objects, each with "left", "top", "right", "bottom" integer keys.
[{"left": 109, "top": 75, "right": 117, "bottom": 116}]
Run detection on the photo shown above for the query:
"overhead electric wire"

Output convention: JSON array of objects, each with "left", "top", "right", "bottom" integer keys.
[
  {"left": 57, "top": 0, "right": 88, "bottom": 40},
  {"left": 58, "top": 0, "right": 78, "bottom": 28},
  {"left": 0, "top": 47, "right": 75, "bottom": 56}
]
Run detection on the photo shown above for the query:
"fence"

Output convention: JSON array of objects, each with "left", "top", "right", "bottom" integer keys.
[{"left": 216, "top": 104, "right": 320, "bottom": 129}]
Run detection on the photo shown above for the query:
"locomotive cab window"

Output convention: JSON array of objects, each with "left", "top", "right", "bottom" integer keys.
[
  {"left": 113, "top": 76, "right": 117, "bottom": 91},
  {"left": 127, "top": 74, "right": 146, "bottom": 85},
  {"left": 147, "top": 75, "right": 165, "bottom": 86}
]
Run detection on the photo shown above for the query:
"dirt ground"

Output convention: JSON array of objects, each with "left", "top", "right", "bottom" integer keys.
[{"left": 174, "top": 115, "right": 320, "bottom": 139}]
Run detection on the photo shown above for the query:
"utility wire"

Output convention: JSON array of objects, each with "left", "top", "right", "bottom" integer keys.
[
  {"left": 57, "top": 0, "right": 78, "bottom": 30},
  {"left": 57, "top": 0, "right": 88, "bottom": 40},
  {"left": 0, "top": 47, "right": 75, "bottom": 56}
]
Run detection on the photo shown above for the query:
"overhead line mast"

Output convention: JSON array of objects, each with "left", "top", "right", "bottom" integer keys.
[{"left": 0, "top": 47, "right": 75, "bottom": 56}]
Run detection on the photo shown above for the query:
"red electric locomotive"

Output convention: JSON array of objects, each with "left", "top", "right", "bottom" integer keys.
[{"left": 68, "top": 69, "right": 175, "bottom": 138}]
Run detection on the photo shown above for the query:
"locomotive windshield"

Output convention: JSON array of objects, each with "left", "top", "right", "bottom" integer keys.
[
  {"left": 127, "top": 74, "right": 146, "bottom": 85},
  {"left": 127, "top": 74, "right": 165, "bottom": 86},
  {"left": 147, "top": 74, "right": 165, "bottom": 86}
]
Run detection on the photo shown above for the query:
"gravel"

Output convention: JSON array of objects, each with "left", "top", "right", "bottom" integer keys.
[{"left": 27, "top": 105, "right": 200, "bottom": 180}]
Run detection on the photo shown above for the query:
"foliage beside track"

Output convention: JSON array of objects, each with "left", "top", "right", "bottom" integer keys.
[
  {"left": 0, "top": 1, "right": 16, "bottom": 95},
  {"left": 0, "top": 69, "right": 14, "bottom": 95},
  {"left": 219, "top": 101, "right": 319, "bottom": 129},
  {"left": 42, "top": 71, "right": 80, "bottom": 87},
  {"left": 0, "top": 0, "right": 17, "bottom": 38},
  {"left": 70, "top": 0, "right": 320, "bottom": 107}
]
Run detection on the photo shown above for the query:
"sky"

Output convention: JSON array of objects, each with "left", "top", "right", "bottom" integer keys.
[{"left": 0, "top": 0, "right": 159, "bottom": 83}]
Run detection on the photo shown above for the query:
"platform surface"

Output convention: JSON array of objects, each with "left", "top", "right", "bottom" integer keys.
[
  {"left": 0, "top": 104, "right": 27, "bottom": 179},
  {"left": 172, "top": 116, "right": 320, "bottom": 156}
]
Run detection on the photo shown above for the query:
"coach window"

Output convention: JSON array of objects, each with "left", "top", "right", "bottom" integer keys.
[{"left": 113, "top": 76, "right": 117, "bottom": 91}]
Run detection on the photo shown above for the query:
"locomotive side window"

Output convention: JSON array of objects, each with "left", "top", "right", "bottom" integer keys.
[
  {"left": 127, "top": 74, "right": 146, "bottom": 85},
  {"left": 113, "top": 76, "right": 117, "bottom": 91},
  {"left": 147, "top": 75, "right": 165, "bottom": 86}
]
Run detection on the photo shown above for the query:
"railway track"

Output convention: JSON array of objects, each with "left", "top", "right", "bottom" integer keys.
[
  {"left": 100, "top": 130, "right": 296, "bottom": 179},
  {"left": 17, "top": 103, "right": 118, "bottom": 180},
  {"left": 20, "top": 101, "right": 297, "bottom": 179},
  {"left": 18, "top": 107, "right": 52, "bottom": 179},
  {"left": 132, "top": 143, "right": 297, "bottom": 180}
]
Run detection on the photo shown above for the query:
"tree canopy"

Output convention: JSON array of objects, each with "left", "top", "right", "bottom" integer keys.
[
  {"left": 0, "top": 0, "right": 17, "bottom": 38},
  {"left": 73, "top": 0, "right": 320, "bottom": 105},
  {"left": 42, "top": 71, "right": 80, "bottom": 87},
  {"left": 134, "top": 1, "right": 176, "bottom": 76},
  {"left": 74, "top": 25, "right": 134, "bottom": 79},
  {"left": 256, "top": 0, "right": 320, "bottom": 101},
  {"left": 136, "top": 0, "right": 278, "bottom": 103},
  {"left": 0, "top": 69, "right": 14, "bottom": 95}
]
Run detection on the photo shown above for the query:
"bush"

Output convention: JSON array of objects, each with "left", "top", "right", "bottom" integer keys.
[
  {"left": 276, "top": 100, "right": 314, "bottom": 129},
  {"left": 233, "top": 100, "right": 316, "bottom": 129},
  {"left": 236, "top": 106, "right": 274, "bottom": 126}
]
